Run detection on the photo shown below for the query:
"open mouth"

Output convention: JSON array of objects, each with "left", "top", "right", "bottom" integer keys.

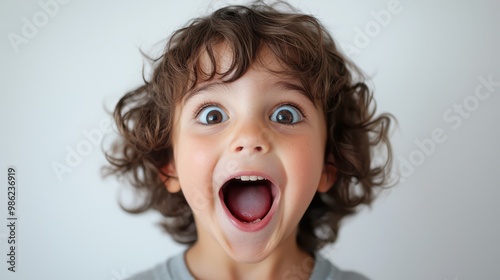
[{"left": 220, "top": 175, "right": 277, "bottom": 225}]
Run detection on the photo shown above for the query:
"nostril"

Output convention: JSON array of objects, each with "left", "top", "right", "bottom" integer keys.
[{"left": 234, "top": 146, "right": 263, "bottom": 152}]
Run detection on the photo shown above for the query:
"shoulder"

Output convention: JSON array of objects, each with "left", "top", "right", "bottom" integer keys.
[
  {"left": 125, "top": 262, "right": 166, "bottom": 280},
  {"left": 126, "top": 252, "right": 191, "bottom": 280},
  {"left": 311, "top": 254, "right": 371, "bottom": 280}
]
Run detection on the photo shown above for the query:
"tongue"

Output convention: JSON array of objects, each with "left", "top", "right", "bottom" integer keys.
[{"left": 225, "top": 182, "right": 272, "bottom": 223}]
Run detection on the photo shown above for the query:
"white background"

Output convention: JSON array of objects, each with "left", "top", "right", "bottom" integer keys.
[{"left": 1, "top": 0, "right": 499, "bottom": 279}]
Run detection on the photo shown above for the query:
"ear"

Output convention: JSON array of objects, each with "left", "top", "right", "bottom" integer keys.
[
  {"left": 317, "top": 162, "right": 337, "bottom": 193},
  {"left": 159, "top": 161, "right": 181, "bottom": 193}
]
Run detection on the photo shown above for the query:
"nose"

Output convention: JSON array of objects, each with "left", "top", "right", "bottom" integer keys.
[{"left": 230, "top": 121, "right": 271, "bottom": 155}]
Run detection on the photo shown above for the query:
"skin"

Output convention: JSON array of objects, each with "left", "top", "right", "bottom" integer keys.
[{"left": 162, "top": 46, "right": 336, "bottom": 280}]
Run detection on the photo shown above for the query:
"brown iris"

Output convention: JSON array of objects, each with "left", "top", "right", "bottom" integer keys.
[
  {"left": 206, "top": 110, "right": 223, "bottom": 124},
  {"left": 275, "top": 109, "right": 294, "bottom": 124}
]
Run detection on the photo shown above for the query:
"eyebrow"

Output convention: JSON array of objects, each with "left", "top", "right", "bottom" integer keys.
[
  {"left": 183, "top": 81, "right": 227, "bottom": 103},
  {"left": 273, "top": 81, "right": 309, "bottom": 99},
  {"left": 273, "top": 81, "right": 317, "bottom": 107},
  {"left": 183, "top": 80, "right": 311, "bottom": 103}
]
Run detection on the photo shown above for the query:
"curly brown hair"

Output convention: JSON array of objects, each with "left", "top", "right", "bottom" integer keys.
[{"left": 104, "top": 0, "right": 394, "bottom": 255}]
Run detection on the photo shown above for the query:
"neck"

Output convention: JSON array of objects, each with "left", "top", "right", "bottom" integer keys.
[{"left": 185, "top": 231, "right": 314, "bottom": 280}]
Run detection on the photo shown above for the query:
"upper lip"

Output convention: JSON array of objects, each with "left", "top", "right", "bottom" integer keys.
[{"left": 218, "top": 171, "right": 279, "bottom": 193}]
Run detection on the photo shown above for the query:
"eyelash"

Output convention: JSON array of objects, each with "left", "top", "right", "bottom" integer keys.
[
  {"left": 193, "top": 101, "right": 221, "bottom": 118},
  {"left": 275, "top": 101, "right": 307, "bottom": 122}
]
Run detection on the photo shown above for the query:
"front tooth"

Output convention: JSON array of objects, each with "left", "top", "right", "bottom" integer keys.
[
  {"left": 235, "top": 176, "right": 241, "bottom": 179},
  {"left": 249, "top": 175, "right": 258, "bottom": 181},
  {"left": 257, "top": 176, "right": 264, "bottom": 180},
  {"left": 240, "top": 175, "right": 249, "bottom": 181}
]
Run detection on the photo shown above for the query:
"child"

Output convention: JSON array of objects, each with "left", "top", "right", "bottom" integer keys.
[{"left": 105, "top": 1, "right": 394, "bottom": 279}]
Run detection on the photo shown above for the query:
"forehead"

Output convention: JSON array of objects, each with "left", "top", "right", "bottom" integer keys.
[
  {"left": 179, "top": 42, "right": 321, "bottom": 106},
  {"left": 185, "top": 43, "right": 304, "bottom": 102},
  {"left": 196, "top": 42, "right": 290, "bottom": 82}
]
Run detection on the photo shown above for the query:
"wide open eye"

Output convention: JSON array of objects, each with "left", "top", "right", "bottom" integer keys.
[
  {"left": 270, "top": 105, "right": 303, "bottom": 125},
  {"left": 197, "top": 105, "right": 229, "bottom": 124}
]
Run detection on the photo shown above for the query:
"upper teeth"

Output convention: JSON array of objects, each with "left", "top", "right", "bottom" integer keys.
[{"left": 235, "top": 175, "right": 266, "bottom": 181}]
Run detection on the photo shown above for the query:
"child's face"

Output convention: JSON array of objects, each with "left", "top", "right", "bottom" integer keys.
[{"left": 165, "top": 47, "right": 335, "bottom": 262}]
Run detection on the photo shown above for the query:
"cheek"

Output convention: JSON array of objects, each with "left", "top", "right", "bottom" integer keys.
[
  {"left": 176, "top": 130, "right": 211, "bottom": 167},
  {"left": 281, "top": 135, "right": 325, "bottom": 207},
  {"left": 174, "top": 134, "right": 219, "bottom": 212},
  {"left": 284, "top": 135, "right": 325, "bottom": 174},
  {"left": 179, "top": 139, "right": 213, "bottom": 169}
]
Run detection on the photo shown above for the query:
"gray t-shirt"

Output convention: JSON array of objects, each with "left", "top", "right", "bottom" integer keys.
[{"left": 127, "top": 252, "right": 370, "bottom": 280}]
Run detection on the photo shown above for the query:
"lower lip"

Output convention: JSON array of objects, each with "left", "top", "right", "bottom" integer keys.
[{"left": 219, "top": 185, "right": 279, "bottom": 232}]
